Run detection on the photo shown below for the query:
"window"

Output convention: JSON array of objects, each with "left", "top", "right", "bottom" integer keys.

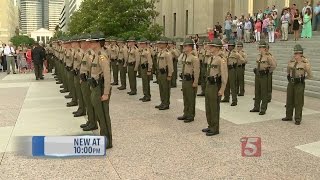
[
  {"left": 173, "top": 13, "right": 176, "bottom": 36},
  {"left": 185, "top": 10, "right": 189, "bottom": 35},
  {"left": 163, "top": 15, "right": 166, "bottom": 35},
  {"left": 37, "top": 36, "right": 40, "bottom": 42}
]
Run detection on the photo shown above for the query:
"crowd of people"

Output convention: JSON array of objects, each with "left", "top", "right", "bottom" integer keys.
[
  {"left": 206, "top": 1, "right": 320, "bottom": 43},
  {"left": 0, "top": 41, "right": 52, "bottom": 79}
]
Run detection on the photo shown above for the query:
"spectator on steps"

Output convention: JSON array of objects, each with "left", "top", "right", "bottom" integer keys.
[
  {"left": 313, "top": 1, "right": 320, "bottom": 31},
  {"left": 292, "top": 9, "right": 301, "bottom": 41},
  {"left": 224, "top": 15, "right": 232, "bottom": 40},
  {"left": 281, "top": 8, "right": 290, "bottom": 41},
  {"left": 301, "top": 8, "right": 312, "bottom": 38},
  {"left": 268, "top": 16, "right": 275, "bottom": 43},
  {"left": 244, "top": 17, "right": 252, "bottom": 43},
  {"left": 255, "top": 19, "right": 262, "bottom": 42}
]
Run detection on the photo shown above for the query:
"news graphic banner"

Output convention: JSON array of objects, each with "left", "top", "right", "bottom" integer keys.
[{"left": 32, "top": 136, "right": 106, "bottom": 157}]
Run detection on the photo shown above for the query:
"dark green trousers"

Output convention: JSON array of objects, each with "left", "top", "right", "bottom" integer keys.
[
  {"left": 67, "top": 70, "right": 77, "bottom": 102},
  {"left": 224, "top": 68, "right": 237, "bottom": 103},
  {"left": 81, "top": 81, "right": 96, "bottom": 126},
  {"left": 48, "top": 56, "right": 54, "bottom": 72},
  {"left": 267, "top": 73, "right": 273, "bottom": 101},
  {"left": 91, "top": 84, "right": 112, "bottom": 148},
  {"left": 127, "top": 65, "right": 137, "bottom": 93},
  {"left": 118, "top": 62, "right": 126, "bottom": 88},
  {"left": 158, "top": 73, "right": 171, "bottom": 106},
  {"left": 34, "top": 63, "right": 43, "bottom": 79},
  {"left": 236, "top": 66, "right": 245, "bottom": 95},
  {"left": 152, "top": 56, "right": 158, "bottom": 81},
  {"left": 62, "top": 67, "right": 69, "bottom": 91},
  {"left": 141, "top": 68, "right": 151, "bottom": 99},
  {"left": 74, "top": 75, "right": 85, "bottom": 113},
  {"left": 182, "top": 80, "right": 197, "bottom": 118},
  {"left": 111, "top": 60, "right": 118, "bottom": 83},
  {"left": 286, "top": 82, "right": 305, "bottom": 122},
  {"left": 254, "top": 75, "right": 268, "bottom": 112},
  {"left": 200, "top": 63, "right": 207, "bottom": 94},
  {"left": 205, "top": 82, "right": 221, "bottom": 132},
  {"left": 171, "top": 59, "right": 178, "bottom": 87}
]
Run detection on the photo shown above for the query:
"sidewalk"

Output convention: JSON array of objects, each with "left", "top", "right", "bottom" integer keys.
[{"left": 0, "top": 72, "right": 319, "bottom": 180}]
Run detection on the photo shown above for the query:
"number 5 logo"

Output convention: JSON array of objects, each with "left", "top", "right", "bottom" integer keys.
[{"left": 241, "top": 137, "right": 261, "bottom": 157}]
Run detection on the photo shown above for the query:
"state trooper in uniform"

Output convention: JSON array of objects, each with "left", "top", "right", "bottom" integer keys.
[
  {"left": 168, "top": 40, "right": 180, "bottom": 88},
  {"left": 59, "top": 40, "right": 69, "bottom": 93},
  {"left": 282, "top": 44, "right": 312, "bottom": 125},
  {"left": 151, "top": 42, "right": 159, "bottom": 83},
  {"left": 72, "top": 36, "right": 86, "bottom": 117},
  {"left": 109, "top": 37, "right": 119, "bottom": 86},
  {"left": 79, "top": 35, "right": 99, "bottom": 131},
  {"left": 55, "top": 41, "right": 64, "bottom": 85},
  {"left": 65, "top": 39, "right": 78, "bottom": 107},
  {"left": 235, "top": 41, "right": 247, "bottom": 96},
  {"left": 126, "top": 37, "right": 139, "bottom": 95},
  {"left": 116, "top": 38, "right": 128, "bottom": 90},
  {"left": 89, "top": 34, "right": 113, "bottom": 149},
  {"left": 266, "top": 44, "right": 277, "bottom": 102},
  {"left": 135, "top": 38, "right": 153, "bottom": 102},
  {"left": 221, "top": 39, "right": 244, "bottom": 106},
  {"left": 155, "top": 37, "right": 173, "bottom": 110},
  {"left": 197, "top": 40, "right": 207, "bottom": 96},
  {"left": 177, "top": 38, "right": 200, "bottom": 123},
  {"left": 202, "top": 39, "right": 228, "bottom": 136},
  {"left": 250, "top": 40, "right": 276, "bottom": 115}
]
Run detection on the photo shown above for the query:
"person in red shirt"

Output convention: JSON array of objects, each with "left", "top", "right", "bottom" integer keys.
[
  {"left": 207, "top": 28, "right": 214, "bottom": 41},
  {"left": 254, "top": 19, "right": 262, "bottom": 42},
  {"left": 26, "top": 46, "right": 33, "bottom": 72}
]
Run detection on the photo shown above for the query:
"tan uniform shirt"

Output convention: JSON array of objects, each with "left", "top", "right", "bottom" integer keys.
[
  {"left": 59, "top": 47, "right": 64, "bottom": 61},
  {"left": 157, "top": 49, "right": 173, "bottom": 76},
  {"left": 135, "top": 48, "right": 153, "bottom": 72},
  {"left": 256, "top": 52, "right": 277, "bottom": 72},
  {"left": 238, "top": 50, "right": 248, "bottom": 64},
  {"left": 287, "top": 57, "right": 312, "bottom": 79},
  {"left": 109, "top": 45, "right": 119, "bottom": 60},
  {"left": 207, "top": 51, "right": 228, "bottom": 93},
  {"left": 181, "top": 52, "right": 200, "bottom": 84},
  {"left": 169, "top": 48, "right": 180, "bottom": 60},
  {"left": 91, "top": 50, "right": 111, "bottom": 95},
  {"left": 80, "top": 48, "right": 95, "bottom": 75},
  {"left": 73, "top": 48, "right": 84, "bottom": 70},
  {"left": 118, "top": 45, "right": 128, "bottom": 61},
  {"left": 126, "top": 46, "right": 140, "bottom": 65},
  {"left": 65, "top": 48, "right": 74, "bottom": 67},
  {"left": 226, "top": 49, "right": 245, "bottom": 65}
]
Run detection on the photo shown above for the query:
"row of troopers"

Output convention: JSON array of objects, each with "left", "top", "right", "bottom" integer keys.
[
  {"left": 51, "top": 33, "right": 112, "bottom": 149},
  {"left": 249, "top": 40, "right": 312, "bottom": 125}
]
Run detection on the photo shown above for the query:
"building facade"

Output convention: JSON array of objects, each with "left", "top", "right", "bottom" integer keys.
[
  {"left": 20, "top": 0, "right": 45, "bottom": 34},
  {"left": 48, "top": 0, "right": 64, "bottom": 31},
  {"left": 154, "top": 0, "right": 313, "bottom": 38},
  {"left": 59, "top": 0, "right": 83, "bottom": 32},
  {"left": 0, "top": 0, "right": 19, "bottom": 44},
  {"left": 19, "top": 0, "right": 63, "bottom": 34},
  {"left": 30, "top": 28, "right": 54, "bottom": 44}
]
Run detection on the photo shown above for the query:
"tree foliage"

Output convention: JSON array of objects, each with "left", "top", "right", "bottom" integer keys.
[
  {"left": 10, "top": 35, "right": 35, "bottom": 46},
  {"left": 68, "top": 0, "right": 162, "bottom": 40}
]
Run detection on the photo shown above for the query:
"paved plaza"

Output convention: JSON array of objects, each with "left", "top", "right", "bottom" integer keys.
[{"left": 0, "top": 72, "right": 319, "bottom": 180}]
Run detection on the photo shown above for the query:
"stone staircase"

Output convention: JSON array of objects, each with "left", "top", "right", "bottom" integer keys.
[{"left": 244, "top": 32, "right": 320, "bottom": 98}]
